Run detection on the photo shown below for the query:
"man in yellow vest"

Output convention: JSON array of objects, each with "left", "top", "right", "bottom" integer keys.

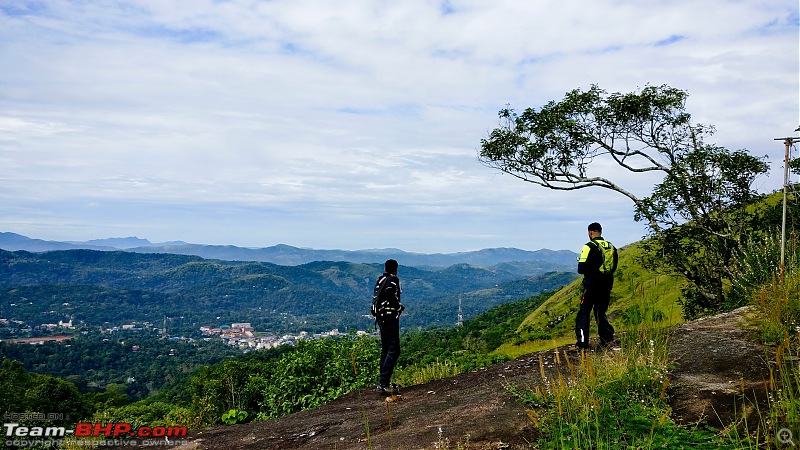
[{"left": 575, "top": 222, "right": 618, "bottom": 350}]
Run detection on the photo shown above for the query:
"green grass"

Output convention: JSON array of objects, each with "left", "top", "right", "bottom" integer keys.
[
  {"left": 723, "top": 241, "right": 800, "bottom": 448},
  {"left": 507, "top": 228, "right": 800, "bottom": 449},
  {"left": 393, "top": 358, "right": 462, "bottom": 386},
  {"left": 495, "top": 242, "right": 684, "bottom": 358},
  {"left": 510, "top": 287, "right": 723, "bottom": 449}
]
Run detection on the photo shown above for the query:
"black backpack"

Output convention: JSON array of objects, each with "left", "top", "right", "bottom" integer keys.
[{"left": 371, "top": 274, "right": 399, "bottom": 320}]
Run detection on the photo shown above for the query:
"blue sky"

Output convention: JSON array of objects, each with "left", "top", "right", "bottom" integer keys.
[{"left": 0, "top": 0, "right": 797, "bottom": 253}]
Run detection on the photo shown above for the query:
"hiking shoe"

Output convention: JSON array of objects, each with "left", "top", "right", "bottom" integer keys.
[
  {"left": 376, "top": 384, "right": 392, "bottom": 396},
  {"left": 377, "top": 383, "right": 401, "bottom": 396},
  {"left": 567, "top": 344, "right": 590, "bottom": 353}
]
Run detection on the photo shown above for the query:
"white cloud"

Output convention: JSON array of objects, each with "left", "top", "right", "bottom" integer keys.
[{"left": 0, "top": 0, "right": 796, "bottom": 253}]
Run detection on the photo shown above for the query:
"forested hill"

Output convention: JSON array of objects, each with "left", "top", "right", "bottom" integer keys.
[
  {"left": 0, "top": 232, "right": 578, "bottom": 268},
  {"left": 0, "top": 249, "right": 578, "bottom": 335}
]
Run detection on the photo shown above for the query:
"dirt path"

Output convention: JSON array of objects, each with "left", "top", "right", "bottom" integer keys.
[{"left": 166, "top": 307, "right": 772, "bottom": 450}]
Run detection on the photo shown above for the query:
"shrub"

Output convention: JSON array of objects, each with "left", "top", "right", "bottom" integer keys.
[{"left": 511, "top": 294, "right": 722, "bottom": 448}]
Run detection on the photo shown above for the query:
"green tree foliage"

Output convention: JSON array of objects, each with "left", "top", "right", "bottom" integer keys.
[
  {"left": 480, "top": 85, "right": 769, "bottom": 317},
  {"left": 400, "top": 290, "right": 555, "bottom": 369},
  {"left": 0, "top": 358, "right": 91, "bottom": 426},
  {"left": 0, "top": 332, "right": 241, "bottom": 401},
  {"left": 790, "top": 155, "right": 800, "bottom": 176},
  {"left": 187, "top": 334, "right": 379, "bottom": 424},
  {"left": 94, "top": 400, "right": 183, "bottom": 428}
]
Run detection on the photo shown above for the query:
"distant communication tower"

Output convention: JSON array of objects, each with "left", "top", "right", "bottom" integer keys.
[{"left": 456, "top": 294, "right": 463, "bottom": 327}]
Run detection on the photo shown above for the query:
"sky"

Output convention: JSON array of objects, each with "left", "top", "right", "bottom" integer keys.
[{"left": 0, "top": 1, "right": 797, "bottom": 254}]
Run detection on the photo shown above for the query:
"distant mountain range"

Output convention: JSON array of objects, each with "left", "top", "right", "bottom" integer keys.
[
  {"left": 0, "top": 233, "right": 188, "bottom": 252},
  {"left": 0, "top": 232, "right": 578, "bottom": 269}
]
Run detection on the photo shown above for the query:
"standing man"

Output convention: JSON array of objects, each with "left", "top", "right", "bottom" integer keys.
[
  {"left": 575, "top": 222, "right": 618, "bottom": 350},
  {"left": 372, "top": 259, "right": 404, "bottom": 396}
]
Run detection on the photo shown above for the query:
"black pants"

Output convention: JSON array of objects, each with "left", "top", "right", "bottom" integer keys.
[
  {"left": 378, "top": 318, "right": 401, "bottom": 386},
  {"left": 575, "top": 287, "right": 614, "bottom": 348}
]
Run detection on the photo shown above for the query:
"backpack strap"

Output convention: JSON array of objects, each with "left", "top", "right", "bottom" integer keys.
[{"left": 373, "top": 275, "right": 391, "bottom": 302}]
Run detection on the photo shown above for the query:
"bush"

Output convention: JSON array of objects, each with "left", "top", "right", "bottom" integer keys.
[
  {"left": 255, "top": 336, "right": 379, "bottom": 419},
  {"left": 729, "top": 232, "right": 785, "bottom": 310},
  {"left": 186, "top": 334, "right": 380, "bottom": 424},
  {"left": 511, "top": 295, "right": 723, "bottom": 448}
]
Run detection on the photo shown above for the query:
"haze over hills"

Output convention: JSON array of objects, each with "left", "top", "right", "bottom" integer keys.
[
  {"left": 0, "top": 232, "right": 189, "bottom": 252},
  {"left": 0, "top": 232, "right": 578, "bottom": 269},
  {"left": 75, "top": 236, "right": 188, "bottom": 249}
]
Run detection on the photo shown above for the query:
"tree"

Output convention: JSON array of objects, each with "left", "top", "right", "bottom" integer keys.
[
  {"left": 790, "top": 156, "right": 800, "bottom": 177},
  {"left": 479, "top": 85, "right": 769, "bottom": 317},
  {"left": 0, "top": 358, "right": 91, "bottom": 426},
  {"left": 25, "top": 374, "right": 90, "bottom": 422},
  {"left": 0, "top": 358, "right": 29, "bottom": 415}
]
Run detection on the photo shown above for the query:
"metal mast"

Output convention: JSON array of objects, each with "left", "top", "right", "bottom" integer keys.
[
  {"left": 457, "top": 294, "right": 463, "bottom": 327},
  {"left": 774, "top": 133, "right": 798, "bottom": 281}
]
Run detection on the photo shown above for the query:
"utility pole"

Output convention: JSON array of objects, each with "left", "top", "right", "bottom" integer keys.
[
  {"left": 456, "top": 294, "right": 463, "bottom": 327},
  {"left": 774, "top": 133, "right": 798, "bottom": 281}
]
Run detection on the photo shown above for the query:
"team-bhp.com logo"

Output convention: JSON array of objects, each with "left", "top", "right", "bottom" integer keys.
[{"left": 4, "top": 422, "right": 188, "bottom": 438}]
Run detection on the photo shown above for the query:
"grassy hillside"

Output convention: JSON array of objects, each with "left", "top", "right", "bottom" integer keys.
[
  {"left": 494, "top": 241, "right": 685, "bottom": 357},
  {"left": 491, "top": 190, "right": 798, "bottom": 357}
]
